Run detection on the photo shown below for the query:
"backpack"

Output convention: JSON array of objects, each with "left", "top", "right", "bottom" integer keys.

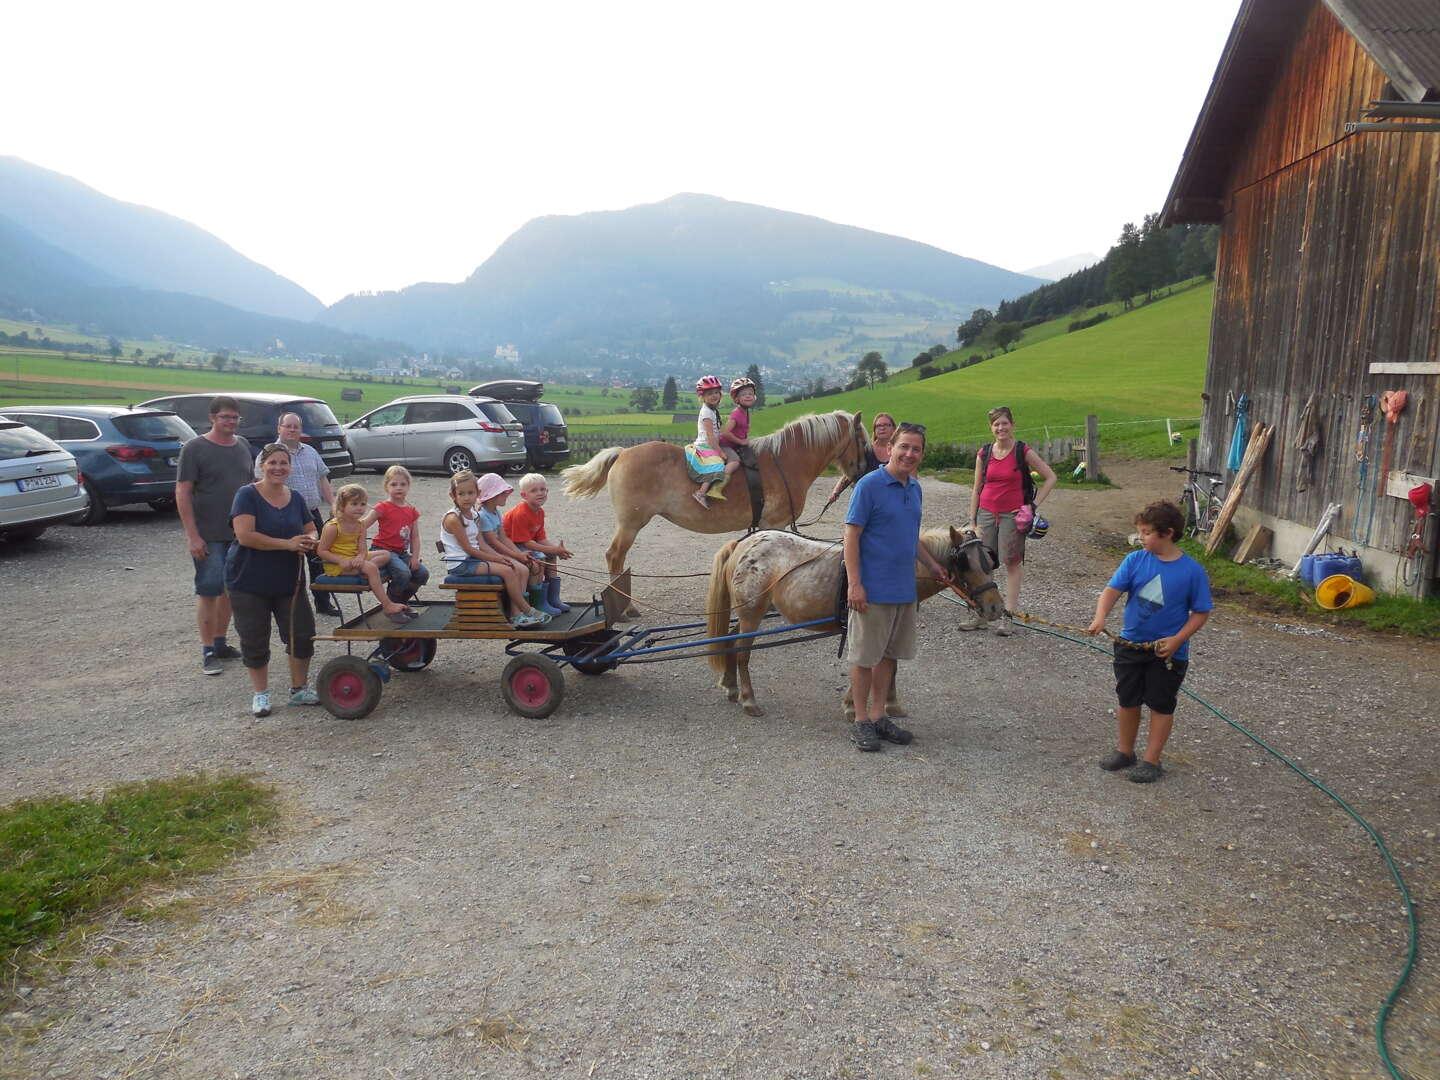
[{"left": 978, "top": 440, "right": 1036, "bottom": 508}]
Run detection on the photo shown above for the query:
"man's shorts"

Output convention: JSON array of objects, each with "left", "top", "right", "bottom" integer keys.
[
  {"left": 845, "top": 601, "right": 917, "bottom": 668},
  {"left": 977, "top": 508, "right": 1025, "bottom": 567},
  {"left": 1113, "top": 643, "right": 1189, "bottom": 714},
  {"left": 192, "top": 540, "right": 233, "bottom": 598}
]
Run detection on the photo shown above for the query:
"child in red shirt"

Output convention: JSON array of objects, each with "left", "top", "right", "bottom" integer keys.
[
  {"left": 503, "top": 473, "right": 573, "bottom": 614},
  {"left": 721, "top": 377, "right": 758, "bottom": 457},
  {"left": 364, "top": 465, "right": 430, "bottom": 602}
]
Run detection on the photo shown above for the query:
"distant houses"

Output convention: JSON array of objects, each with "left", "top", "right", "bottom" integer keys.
[{"left": 1162, "top": 0, "right": 1440, "bottom": 596}]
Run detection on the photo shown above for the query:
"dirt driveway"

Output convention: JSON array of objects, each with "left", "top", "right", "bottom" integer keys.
[{"left": 3, "top": 460, "right": 1436, "bottom": 1079}]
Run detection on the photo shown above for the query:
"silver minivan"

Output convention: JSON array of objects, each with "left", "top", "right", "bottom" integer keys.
[
  {"left": 346, "top": 395, "right": 527, "bottom": 475},
  {"left": 0, "top": 420, "right": 88, "bottom": 541}
]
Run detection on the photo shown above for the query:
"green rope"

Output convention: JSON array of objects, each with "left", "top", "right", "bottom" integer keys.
[{"left": 997, "top": 613, "right": 1419, "bottom": 1080}]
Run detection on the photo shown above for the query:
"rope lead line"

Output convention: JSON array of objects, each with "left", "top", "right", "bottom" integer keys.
[{"left": 965, "top": 599, "right": 1418, "bottom": 1080}]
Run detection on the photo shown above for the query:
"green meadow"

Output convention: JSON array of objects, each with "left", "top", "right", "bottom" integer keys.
[
  {"left": 752, "top": 282, "right": 1213, "bottom": 457},
  {"left": 1, "top": 280, "right": 1212, "bottom": 457}
]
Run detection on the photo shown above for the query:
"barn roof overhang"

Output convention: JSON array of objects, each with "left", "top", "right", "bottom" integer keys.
[{"left": 1161, "top": 0, "right": 1440, "bottom": 226}]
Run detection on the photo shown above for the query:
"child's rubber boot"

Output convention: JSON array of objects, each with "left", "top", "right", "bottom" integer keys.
[
  {"left": 533, "top": 581, "right": 564, "bottom": 616},
  {"left": 545, "top": 577, "right": 571, "bottom": 613},
  {"left": 708, "top": 473, "right": 728, "bottom": 501}
]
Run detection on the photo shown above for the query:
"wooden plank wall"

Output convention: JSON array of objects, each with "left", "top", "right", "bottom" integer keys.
[{"left": 1202, "top": 1, "right": 1440, "bottom": 564}]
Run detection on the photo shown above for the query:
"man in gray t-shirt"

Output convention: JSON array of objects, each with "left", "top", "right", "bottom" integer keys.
[{"left": 176, "top": 396, "right": 254, "bottom": 675}]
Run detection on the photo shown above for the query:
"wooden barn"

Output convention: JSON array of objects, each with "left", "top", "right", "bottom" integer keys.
[{"left": 1162, "top": 0, "right": 1440, "bottom": 596}]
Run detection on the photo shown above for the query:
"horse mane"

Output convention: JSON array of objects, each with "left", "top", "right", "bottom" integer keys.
[
  {"left": 749, "top": 410, "right": 853, "bottom": 456},
  {"left": 919, "top": 529, "right": 952, "bottom": 565},
  {"left": 919, "top": 525, "right": 976, "bottom": 564}
]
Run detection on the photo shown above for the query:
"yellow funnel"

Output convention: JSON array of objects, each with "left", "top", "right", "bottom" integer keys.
[{"left": 1315, "top": 574, "right": 1375, "bottom": 610}]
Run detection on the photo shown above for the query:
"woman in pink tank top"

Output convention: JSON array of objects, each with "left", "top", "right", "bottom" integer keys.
[{"left": 965, "top": 406, "right": 1056, "bottom": 633}]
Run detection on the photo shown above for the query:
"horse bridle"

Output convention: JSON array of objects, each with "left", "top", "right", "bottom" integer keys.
[{"left": 949, "top": 537, "right": 1000, "bottom": 601}]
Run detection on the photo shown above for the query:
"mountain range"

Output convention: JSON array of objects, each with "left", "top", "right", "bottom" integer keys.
[
  {"left": 321, "top": 194, "right": 1044, "bottom": 364},
  {"left": 0, "top": 158, "right": 1050, "bottom": 376}
]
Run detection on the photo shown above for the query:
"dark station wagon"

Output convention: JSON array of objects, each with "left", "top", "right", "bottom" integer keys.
[
  {"left": 135, "top": 392, "right": 354, "bottom": 479},
  {"left": 467, "top": 380, "right": 570, "bottom": 471}
]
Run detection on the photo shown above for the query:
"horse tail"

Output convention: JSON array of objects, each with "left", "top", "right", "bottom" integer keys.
[
  {"left": 562, "top": 447, "right": 623, "bottom": 498},
  {"left": 706, "top": 538, "right": 741, "bottom": 674}
]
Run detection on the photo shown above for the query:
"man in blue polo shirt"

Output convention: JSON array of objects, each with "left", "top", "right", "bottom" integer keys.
[{"left": 843, "top": 422, "right": 951, "bottom": 752}]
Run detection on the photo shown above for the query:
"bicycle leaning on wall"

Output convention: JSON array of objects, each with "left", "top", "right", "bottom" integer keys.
[{"left": 1170, "top": 465, "right": 1226, "bottom": 539}]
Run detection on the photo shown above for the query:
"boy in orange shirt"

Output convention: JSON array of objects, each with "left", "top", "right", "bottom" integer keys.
[{"left": 503, "top": 473, "right": 574, "bottom": 614}]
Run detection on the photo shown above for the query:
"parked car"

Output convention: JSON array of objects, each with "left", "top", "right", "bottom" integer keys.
[
  {"left": 134, "top": 392, "right": 354, "bottom": 478},
  {"left": 346, "top": 395, "right": 526, "bottom": 475},
  {"left": 467, "top": 380, "right": 571, "bottom": 471},
  {"left": 0, "top": 420, "right": 87, "bottom": 542},
  {"left": 0, "top": 405, "right": 197, "bottom": 524}
]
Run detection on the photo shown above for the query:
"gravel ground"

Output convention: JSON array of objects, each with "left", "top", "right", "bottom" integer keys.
[{"left": 2, "top": 460, "right": 1436, "bottom": 1080}]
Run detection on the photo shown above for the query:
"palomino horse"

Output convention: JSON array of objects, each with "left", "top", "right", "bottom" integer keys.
[
  {"left": 705, "top": 526, "right": 1005, "bottom": 717},
  {"left": 562, "top": 410, "right": 871, "bottom": 617}
]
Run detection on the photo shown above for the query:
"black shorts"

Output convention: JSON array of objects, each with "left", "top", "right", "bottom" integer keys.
[
  {"left": 1113, "top": 643, "right": 1188, "bottom": 714},
  {"left": 228, "top": 588, "right": 315, "bottom": 669}
]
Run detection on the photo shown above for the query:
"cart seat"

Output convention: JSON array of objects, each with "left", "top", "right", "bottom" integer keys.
[
  {"left": 313, "top": 575, "right": 369, "bottom": 591},
  {"left": 443, "top": 573, "right": 503, "bottom": 585}
]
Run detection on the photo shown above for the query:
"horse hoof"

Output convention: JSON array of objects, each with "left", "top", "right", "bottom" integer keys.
[
  {"left": 887, "top": 705, "right": 909, "bottom": 719},
  {"left": 725, "top": 688, "right": 739, "bottom": 702},
  {"left": 621, "top": 607, "right": 641, "bottom": 621},
  {"left": 744, "top": 704, "right": 765, "bottom": 717}
]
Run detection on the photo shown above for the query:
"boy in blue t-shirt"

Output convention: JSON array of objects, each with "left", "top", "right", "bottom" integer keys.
[{"left": 1087, "top": 500, "right": 1212, "bottom": 783}]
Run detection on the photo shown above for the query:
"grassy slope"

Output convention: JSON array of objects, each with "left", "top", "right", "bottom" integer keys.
[{"left": 751, "top": 282, "right": 1213, "bottom": 457}]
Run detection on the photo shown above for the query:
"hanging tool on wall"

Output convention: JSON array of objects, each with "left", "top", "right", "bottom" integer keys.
[
  {"left": 1355, "top": 394, "right": 1378, "bottom": 546},
  {"left": 1399, "top": 482, "right": 1433, "bottom": 590}
]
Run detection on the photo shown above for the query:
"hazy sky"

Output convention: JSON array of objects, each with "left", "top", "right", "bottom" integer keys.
[{"left": 6, "top": 1, "right": 1241, "bottom": 306}]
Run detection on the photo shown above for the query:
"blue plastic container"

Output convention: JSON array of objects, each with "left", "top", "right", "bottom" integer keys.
[
  {"left": 1311, "top": 552, "right": 1363, "bottom": 585},
  {"left": 1300, "top": 554, "right": 1317, "bottom": 585}
]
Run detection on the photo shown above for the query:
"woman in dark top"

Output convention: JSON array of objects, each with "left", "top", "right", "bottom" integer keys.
[{"left": 226, "top": 443, "right": 320, "bottom": 718}]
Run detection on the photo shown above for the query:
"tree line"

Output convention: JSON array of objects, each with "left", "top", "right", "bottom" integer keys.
[{"left": 956, "top": 217, "right": 1219, "bottom": 352}]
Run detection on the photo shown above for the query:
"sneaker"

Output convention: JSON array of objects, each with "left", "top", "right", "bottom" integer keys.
[
  {"left": 1099, "top": 750, "right": 1137, "bottom": 772},
  {"left": 211, "top": 643, "right": 242, "bottom": 660},
  {"left": 201, "top": 650, "right": 222, "bottom": 676},
  {"left": 252, "top": 691, "right": 272, "bottom": 718},
  {"left": 1129, "top": 761, "right": 1165, "bottom": 784},
  {"left": 873, "top": 716, "right": 913, "bottom": 745},
  {"left": 289, "top": 685, "right": 319, "bottom": 706},
  {"left": 313, "top": 596, "right": 342, "bottom": 617},
  {"left": 956, "top": 616, "right": 986, "bottom": 632},
  {"left": 991, "top": 620, "right": 1014, "bottom": 637},
  {"left": 851, "top": 721, "right": 882, "bottom": 752}
]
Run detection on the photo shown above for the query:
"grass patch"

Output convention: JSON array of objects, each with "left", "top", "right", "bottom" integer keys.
[
  {"left": 1181, "top": 540, "right": 1440, "bottom": 638},
  {"left": 0, "top": 773, "right": 279, "bottom": 961}
]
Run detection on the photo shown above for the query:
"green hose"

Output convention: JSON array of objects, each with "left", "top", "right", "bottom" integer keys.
[{"left": 1003, "top": 614, "right": 1419, "bottom": 1080}]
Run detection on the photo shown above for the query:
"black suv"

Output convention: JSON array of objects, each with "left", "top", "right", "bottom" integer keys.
[
  {"left": 135, "top": 392, "right": 354, "bottom": 478},
  {"left": 468, "top": 381, "right": 570, "bottom": 471}
]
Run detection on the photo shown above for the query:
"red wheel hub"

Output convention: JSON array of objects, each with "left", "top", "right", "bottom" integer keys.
[
  {"left": 330, "top": 670, "right": 366, "bottom": 705},
  {"left": 509, "top": 666, "right": 551, "bottom": 708}
]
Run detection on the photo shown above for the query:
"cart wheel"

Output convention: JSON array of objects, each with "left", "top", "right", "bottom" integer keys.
[
  {"left": 382, "top": 637, "right": 437, "bottom": 672},
  {"left": 501, "top": 653, "right": 565, "bottom": 718},
  {"left": 318, "top": 655, "right": 384, "bottom": 719},
  {"left": 561, "top": 630, "right": 622, "bottom": 676}
]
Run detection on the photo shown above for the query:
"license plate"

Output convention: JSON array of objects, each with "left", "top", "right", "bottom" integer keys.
[
  {"left": 167, "top": 455, "right": 179, "bottom": 466},
  {"left": 18, "top": 474, "right": 62, "bottom": 491},
  {"left": 323, "top": 440, "right": 341, "bottom": 450}
]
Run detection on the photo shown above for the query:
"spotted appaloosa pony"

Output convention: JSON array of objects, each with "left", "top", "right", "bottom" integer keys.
[
  {"left": 705, "top": 526, "right": 1005, "bottom": 718},
  {"left": 562, "top": 411, "right": 870, "bottom": 617}
]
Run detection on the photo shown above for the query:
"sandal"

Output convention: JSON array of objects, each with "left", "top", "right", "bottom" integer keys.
[{"left": 692, "top": 491, "right": 709, "bottom": 509}]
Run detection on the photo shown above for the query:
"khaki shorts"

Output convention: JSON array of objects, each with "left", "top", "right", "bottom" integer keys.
[
  {"left": 977, "top": 507, "right": 1026, "bottom": 567},
  {"left": 846, "top": 601, "right": 917, "bottom": 668}
]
